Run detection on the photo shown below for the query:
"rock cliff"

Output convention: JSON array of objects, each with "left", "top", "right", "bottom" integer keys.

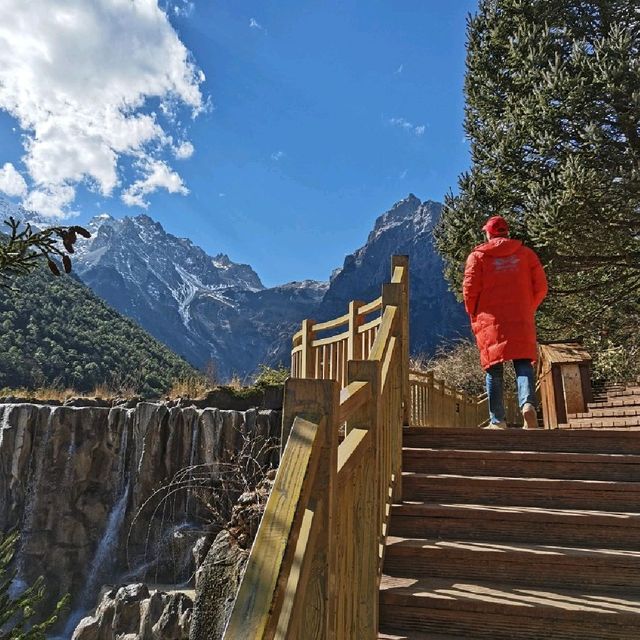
[{"left": 0, "top": 402, "right": 280, "bottom": 631}]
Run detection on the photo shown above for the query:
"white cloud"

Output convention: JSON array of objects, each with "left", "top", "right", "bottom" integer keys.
[
  {"left": 23, "top": 184, "right": 76, "bottom": 219},
  {"left": 0, "top": 0, "right": 204, "bottom": 217},
  {"left": 271, "top": 150, "right": 285, "bottom": 161},
  {"left": 249, "top": 18, "right": 263, "bottom": 30},
  {"left": 389, "top": 117, "right": 426, "bottom": 137},
  {"left": 399, "top": 169, "right": 408, "bottom": 180},
  {"left": 122, "top": 160, "right": 189, "bottom": 208},
  {"left": 175, "top": 141, "right": 195, "bottom": 159},
  {"left": 395, "top": 64, "right": 404, "bottom": 74},
  {"left": 0, "top": 162, "right": 27, "bottom": 197}
]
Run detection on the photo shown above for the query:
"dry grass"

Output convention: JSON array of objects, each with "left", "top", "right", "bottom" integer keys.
[
  {"left": 166, "top": 375, "right": 211, "bottom": 400},
  {"left": 411, "top": 339, "right": 517, "bottom": 397},
  {"left": 0, "top": 385, "right": 128, "bottom": 402},
  {"left": 0, "top": 386, "right": 80, "bottom": 402},
  {"left": 226, "top": 374, "right": 244, "bottom": 391}
]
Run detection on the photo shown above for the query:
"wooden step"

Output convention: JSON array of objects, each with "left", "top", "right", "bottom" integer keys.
[
  {"left": 379, "top": 576, "right": 640, "bottom": 639},
  {"left": 601, "top": 386, "right": 640, "bottom": 398},
  {"left": 402, "top": 427, "right": 640, "bottom": 454},
  {"left": 403, "top": 448, "right": 640, "bottom": 481},
  {"left": 389, "top": 503, "right": 640, "bottom": 549},
  {"left": 383, "top": 536, "right": 640, "bottom": 592},
  {"left": 570, "top": 407, "right": 640, "bottom": 419},
  {"left": 379, "top": 632, "right": 458, "bottom": 640},
  {"left": 588, "top": 397, "right": 640, "bottom": 409},
  {"left": 565, "top": 418, "right": 640, "bottom": 429},
  {"left": 402, "top": 472, "right": 640, "bottom": 510}
]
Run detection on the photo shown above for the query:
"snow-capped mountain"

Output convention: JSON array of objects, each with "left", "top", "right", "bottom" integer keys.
[
  {"left": 1, "top": 194, "right": 468, "bottom": 379},
  {"left": 319, "top": 194, "right": 468, "bottom": 354},
  {"left": 0, "top": 196, "right": 55, "bottom": 230},
  {"left": 71, "top": 213, "right": 325, "bottom": 377}
]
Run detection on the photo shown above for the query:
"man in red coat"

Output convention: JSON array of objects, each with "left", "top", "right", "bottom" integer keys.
[{"left": 463, "top": 216, "right": 548, "bottom": 429}]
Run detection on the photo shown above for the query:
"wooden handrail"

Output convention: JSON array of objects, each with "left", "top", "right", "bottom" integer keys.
[
  {"left": 408, "top": 368, "right": 520, "bottom": 428},
  {"left": 313, "top": 311, "right": 351, "bottom": 333},
  {"left": 358, "top": 296, "right": 383, "bottom": 316},
  {"left": 225, "top": 256, "right": 409, "bottom": 640}
]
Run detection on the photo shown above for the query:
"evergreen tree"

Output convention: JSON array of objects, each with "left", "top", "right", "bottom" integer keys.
[
  {"left": 435, "top": 0, "right": 640, "bottom": 379},
  {"left": 0, "top": 217, "right": 90, "bottom": 286}
]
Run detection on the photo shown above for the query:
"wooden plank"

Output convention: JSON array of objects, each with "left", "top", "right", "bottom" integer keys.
[
  {"left": 358, "top": 296, "right": 383, "bottom": 316},
  {"left": 312, "top": 330, "right": 350, "bottom": 348},
  {"left": 561, "top": 364, "right": 585, "bottom": 416},
  {"left": 275, "top": 507, "right": 315, "bottom": 638},
  {"left": 369, "top": 306, "right": 397, "bottom": 361},
  {"left": 358, "top": 316, "right": 383, "bottom": 334},
  {"left": 224, "top": 415, "right": 320, "bottom": 639},
  {"left": 337, "top": 428, "right": 371, "bottom": 479},
  {"left": 313, "top": 312, "right": 350, "bottom": 333},
  {"left": 539, "top": 342, "right": 592, "bottom": 364},
  {"left": 339, "top": 380, "right": 371, "bottom": 424}
]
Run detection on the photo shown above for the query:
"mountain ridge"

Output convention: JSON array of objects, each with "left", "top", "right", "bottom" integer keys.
[{"left": 1, "top": 195, "right": 468, "bottom": 379}]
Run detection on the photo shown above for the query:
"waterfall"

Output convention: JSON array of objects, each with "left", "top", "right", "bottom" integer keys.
[
  {"left": 61, "top": 420, "right": 131, "bottom": 638},
  {"left": 64, "top": 424, "right": 76, "bottom": 485},
  {"left": 185, "top": 413, "right": 199, "bottom": 518}
]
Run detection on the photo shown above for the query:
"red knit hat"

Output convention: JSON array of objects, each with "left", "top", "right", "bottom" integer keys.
[{"left": 482, "top": 215, "right": 509, "bottom": 237}]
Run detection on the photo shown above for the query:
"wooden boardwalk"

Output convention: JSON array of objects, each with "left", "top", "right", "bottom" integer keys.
[{"left": 222, "top": 256, "right": 640, "bottom": 639}]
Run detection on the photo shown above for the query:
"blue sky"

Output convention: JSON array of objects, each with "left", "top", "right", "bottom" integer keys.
[{"left": 0, "top": 0, "right": 478, "bottom": 287}]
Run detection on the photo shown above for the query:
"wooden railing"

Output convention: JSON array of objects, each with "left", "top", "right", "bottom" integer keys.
[
  {"left": 409, "top": 371, "right": 520, "bottom": 428},
  {"left": 223, "top": 256, "right": 409, "bottom": 640}
]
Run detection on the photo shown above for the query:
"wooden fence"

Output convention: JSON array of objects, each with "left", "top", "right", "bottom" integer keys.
[
  {"left": 409, "top": 370, "right": 521, "bottom": 428},
  {"left": 223, "top": 256, "right": 409, "bottom": 640}
]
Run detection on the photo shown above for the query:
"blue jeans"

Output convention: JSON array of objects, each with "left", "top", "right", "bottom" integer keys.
[{"left": 486, "top": 359, "right": 536, "bottom": 425}]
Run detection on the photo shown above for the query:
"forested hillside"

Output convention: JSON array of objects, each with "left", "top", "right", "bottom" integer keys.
[{"left": 0, "top": 269, "right": 197, "bottom": 396}]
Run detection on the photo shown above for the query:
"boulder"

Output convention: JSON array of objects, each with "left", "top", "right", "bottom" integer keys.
[{"left": 72, "top": 584, "right": 192, "bottom": 640}]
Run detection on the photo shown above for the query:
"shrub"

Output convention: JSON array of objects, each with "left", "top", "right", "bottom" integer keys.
[
  {"left": 0, "top": 531, "right": 70, "bottom": 639},
  {"left": 253, "top": 364, "right": 289, "bottom": 389}
]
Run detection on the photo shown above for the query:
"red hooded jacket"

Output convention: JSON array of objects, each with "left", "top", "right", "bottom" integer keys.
[{"left": 463, "top": 238, "right": 547, "bottom": 370}]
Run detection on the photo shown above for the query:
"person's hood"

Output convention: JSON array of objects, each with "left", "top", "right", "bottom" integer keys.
[{"left": 474, "top": 237, "right": 522, "bottom": 257}]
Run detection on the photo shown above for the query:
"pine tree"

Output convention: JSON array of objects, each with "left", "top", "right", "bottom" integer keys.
[
  {"left": 0, "top": 532, "right": 69, "bottom": 639},
  {"left": 435, "top": 0, "right": 640, "bottom": 379}
]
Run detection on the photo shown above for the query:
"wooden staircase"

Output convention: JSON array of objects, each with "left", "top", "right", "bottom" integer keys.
[
  {"left": 223, "top": 257, "right": 640, "bottom": 640},
  {"left": 563, "top": 383, "right": 640, "bottom": 429},
  {"left": 379, "top": 427, "right": 640, "bottom": 639}
]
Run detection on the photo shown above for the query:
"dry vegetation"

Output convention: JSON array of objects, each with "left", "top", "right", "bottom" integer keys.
[{"left": 411, "top": 339, "right": 516, "bottom": 397}]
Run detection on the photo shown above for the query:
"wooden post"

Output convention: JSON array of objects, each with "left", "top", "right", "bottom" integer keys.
[
  {"left": 426, "top": 371, "right": 434, "bottom": 427},
  {"left": 346, "top": 359, "right": 381, "bottom": 638},
  {"left": 300, "top": 319, "right": 316, "bottom": 379},
  {"left": 226, "top": 377, "right": 339, "bottom": 640},
  {"left": 276, "top": 378, "right": 339, "bottom": 640},
  {"left": 392, "top": 256, "right": 410, "bottom": 426},
  {"left": 348, "top": 300, "right": 365, "bottom": 361},
  {"left": 382, "top": 280, "right": 404, "bottom": 497}
]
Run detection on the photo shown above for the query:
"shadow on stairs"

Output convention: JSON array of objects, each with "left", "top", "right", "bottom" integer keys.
[{"left": 379, "top": 426, "right": 640, "bottom": 639}]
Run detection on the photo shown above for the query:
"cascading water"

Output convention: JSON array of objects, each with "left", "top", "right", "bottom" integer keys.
[
  {"left": 60, "top": 420, "right": 131, "bottom": 638},
  {"left": 185, "top": 413, "right": 199, "bottom": 517},
  {"left": 64, "top": 424, "right": 77, "bottom": 485}
]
